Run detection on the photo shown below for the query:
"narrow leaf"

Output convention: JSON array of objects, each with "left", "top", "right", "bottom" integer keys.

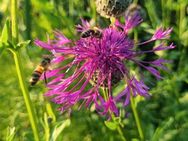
[
  {"left": 151, "top": 118, "right": 174, "bottom": 141},
  {"left": 50, "top": 119, "right": 71, "bottom": 141},
  {"left": 0, "top": 18, "right": 10, "bottom": 44},
  {"left": 0, "top": 43, "right": 5, "bottom": 56},
  {"left": 5, "top": 126, "right": 16, "bottom": 141},
  {"left": 104, "top": 120, "right": 118, "bottom": 130}
]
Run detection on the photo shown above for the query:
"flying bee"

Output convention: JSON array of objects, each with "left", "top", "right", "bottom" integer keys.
[
  {"left": 30, "top": 55, "right": 51, "bottom": 86},
  {"left": 81, "top": 27, "right": 103, "bottom": 38}
]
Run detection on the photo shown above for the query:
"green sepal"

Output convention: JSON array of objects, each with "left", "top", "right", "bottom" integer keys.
[
  {"left": 16, "top": 40, "right": 31, "bottom": 49},
  {"left": 113, "top": 116, "right": 124, "bottom": 127},
  {"left": 104, "top": 120, "right": 118, "bottom": 130}
]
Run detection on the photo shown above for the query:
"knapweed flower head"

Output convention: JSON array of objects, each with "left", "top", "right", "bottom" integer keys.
[{"left": 35, "top": 12, "right": 174, "bottom": 117}]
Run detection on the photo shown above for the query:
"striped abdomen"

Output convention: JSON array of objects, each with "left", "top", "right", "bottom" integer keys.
[
  {"left": 81, "top": 29, "right": 95, "bottom": 38},
  {"left": 30, "top": 66, "right": 44, "bottom": 86},
  {"left": 81, "top": 28, "right": 103, "bottom": 38}
]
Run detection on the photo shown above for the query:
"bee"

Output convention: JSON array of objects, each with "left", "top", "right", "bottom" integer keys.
[
  {"left": 30, "top": 55, "right": 51, "bottom": 86},
  {"left": 81, "top": 27, "right": 103, "bottom": 38}
]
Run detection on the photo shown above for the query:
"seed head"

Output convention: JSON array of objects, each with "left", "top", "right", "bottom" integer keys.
[{"left": 95, "top": 0, "right": 132, "bottom": 18}]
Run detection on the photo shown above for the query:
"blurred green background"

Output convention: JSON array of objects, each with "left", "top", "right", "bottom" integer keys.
[{"left": 0, "top": 0, "right": 188, "bottom": 140}]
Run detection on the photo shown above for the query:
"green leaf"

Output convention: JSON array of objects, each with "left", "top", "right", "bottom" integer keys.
[
  {"left": 5, "top": 126, "right": 16, "bottom": 141},
  {"left": 151, "top": 118, "right": 174, "bottom": 141},
  {"left": 0, "top": 43, "right": 5, "bottom": 56},
  {"left": 113, "top": 116, "right": 121, "bottom": 124},
  {"left": 0, "top": 18, "right": 10, "bottom": 44},
  {"left": 0, "top": 41, "right": 15, "bottom": 56},
  {"left": 50, "top": 119, "right": 71, "bottom": 141},
  {"left": 43, "top": 113, "right": 50, "bottom": 141},
  {"left": 104, "top": 120, "right": 118, "bottom": 130},
  {"left": 46, "top": 103, "right": 56, "bottom": 123},
  {"left": 16, "top": 40, "right": 31, "bottom": 49}
]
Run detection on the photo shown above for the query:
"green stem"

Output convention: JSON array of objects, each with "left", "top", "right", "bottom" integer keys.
[
  {"left": 24, "top": 0, "right": 31, "bottom": 40},
  {"left": 161, "top": 0, "right": 166, "bottom": 27},
  {"left": 103, "top": 88, "right": 127, "bottom": 141},
  {"left": 69, "top": 0, "right": 74, "bottom": 16},
  {"left": 130, "top": 94, "right": 144, "bottom": 141},
  {"left": 144, "top": 0, "right": 159, "bottom": 28},
  {"left": 11, "top": 0, "right": 40, "bottom": 140},
  {"left": 177, "top": 1, "right": 186, "bottom": 73},
  {"left": 11, "top": 0, "right": 18, "bottom": 44},
  {"left": 11, "top": 50, "right": 40, "bottom": 141},
  {"left": 117, "top": 126, "right": 127, "bottom": 141}
]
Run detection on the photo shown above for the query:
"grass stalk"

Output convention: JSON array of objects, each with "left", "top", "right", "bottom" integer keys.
[
  {"left": 177, "top": 0, "right": 186, "bottom": 72},
  {"left": 117, "top": 126, "right": 127, "bottom": 141},
  {"left": 11, "top": 50, "right": 40, "bottom": 141},
  {"left": 24, "top": 0, "right": 31, "bottom": 40},
  {"left": 11, "top": 0, "right": 18, "bottom": 44},
  {"left": 11, "top": 0, "right": 40, "bottom": 140},
  {"left": 130, "top": 94, "right": 144, "bottom": 141}
]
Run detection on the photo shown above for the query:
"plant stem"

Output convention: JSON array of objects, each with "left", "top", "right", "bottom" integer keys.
[
  {"left": 161, "top": 0, "right": 166, "bottom": 27},
  {"left": 117, "top": 126, "right": 127, "bottom": 141},
  {"left": 11, "top": 0, "right": 18, "bottom": 44},
  {"left": 130, "top": 94, "right": 144, "bottom": 141},
  {"left": 12, "top": 50, "right": 40, "bottom": 141},
  {"left": 177, "top": 1, "right": 186, "bottom": 70},
  {"left": 102, "top": 88, "right": 127, "bottom": 141},
  {"left": 11, "top": 0, "right": 40, "bottom": 140},
  {"left": 24, "top": 0, "right": 31, "bottom": 40}
]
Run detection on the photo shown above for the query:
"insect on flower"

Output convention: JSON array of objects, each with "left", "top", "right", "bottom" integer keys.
[
  {"left": 34, "top": 12, "right": 175, "bottom": 117},
  {"left": 89, "top": 69, "right": 124, "bottom": 88},
  {"left": 30, "top": 55, "right": 51, "bottom": 86},
  {"left": 81, "top": 27, "right": 103, "bottom": 38}
]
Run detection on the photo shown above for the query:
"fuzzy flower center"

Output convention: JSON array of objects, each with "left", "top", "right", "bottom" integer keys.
[{"left": 75, "top": 28, "right": 134, "bottom": 87}]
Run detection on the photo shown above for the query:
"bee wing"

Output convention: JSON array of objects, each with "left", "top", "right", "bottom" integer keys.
[
  {"left": 40, "top": 70, "right": 52, "bottom": 80},
  {"left": 44, "top": 72, "right": 48, "bottom": 85},
  {"left": 40, "top": 67, "right": 63, "bottom": 80}
]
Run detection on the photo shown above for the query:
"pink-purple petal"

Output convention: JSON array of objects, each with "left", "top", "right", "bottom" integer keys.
[{"left": 34, "top": 15, "right": 174, "bottom": 117}]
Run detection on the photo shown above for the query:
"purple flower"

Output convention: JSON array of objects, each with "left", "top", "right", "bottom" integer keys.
[
  {"left": 35, "top": 13, "right": 174, "bottom": 117},
  {"left": 151, "top": 27, "right": 173, "bottom": 41},
  {"left": 115, "top": 12, "right": 143, "bottom": 34}
]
